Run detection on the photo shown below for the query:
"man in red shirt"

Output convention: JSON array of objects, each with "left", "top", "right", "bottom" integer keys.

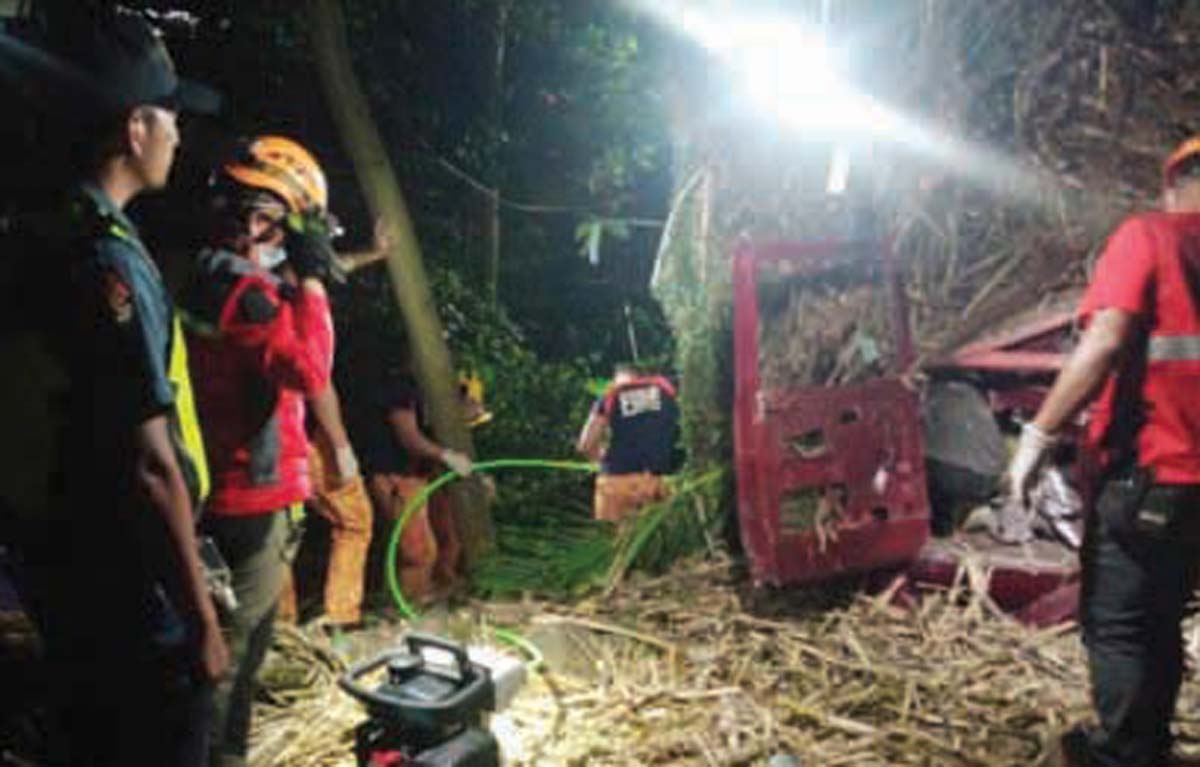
[
  {"left": 1007, "top": 137, "right": 1200, "bottom": 767},
  {"left": 183, "top": 136, "right": 338, "bottom": 767}
]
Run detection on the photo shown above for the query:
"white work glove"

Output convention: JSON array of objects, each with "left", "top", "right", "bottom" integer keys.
[
  {"left": 441, "top": 448, "right": 474, "bottom": 477},
  {"left": 334, "top": 444, "right": 360, "bottom": 482},
  {"left": 1006, "top": 422, "right": 1058, "bottom": 504}
]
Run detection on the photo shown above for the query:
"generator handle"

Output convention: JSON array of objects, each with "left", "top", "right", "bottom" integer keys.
[
  {"left": 406, "top": 632, "right": 470, "bottom": 675},
  {"left": 338, "top": 651, "right": 399, "bottom": 706},
  {"left": 338, "top": 641, "right": 492, "bottom": 714}
]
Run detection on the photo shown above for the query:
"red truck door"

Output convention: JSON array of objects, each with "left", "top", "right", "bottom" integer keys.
[{"left": 733, "top": 241, "right": 930, "bottom": 586}]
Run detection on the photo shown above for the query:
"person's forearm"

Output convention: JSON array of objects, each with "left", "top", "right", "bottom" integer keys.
[
  {"left": 333, "top": 217, "right": 392, "bottom": 274},
  {"left": 135, "top": 432, "right": 217, "bottom": 630},
  {"left": 390, "top": 411, "right": 448, "bottom": 464},
  {"left": 1033, "top": 330, "right": 1123, "bottom": 434},
  {"left": 406, "top": 431, "right": 447, "bottom": 464},
  {"left": 576, "top": 416, "right": 606, "bottom": 460},
  {"left": 578, "top": 440, "right": 604, "bottom": 462},
  {"left": 310, "top": 383, "right": 350, "bottom": 448},
  {"left": 333, "top": 250, "right": 385, "bottom": 273}
]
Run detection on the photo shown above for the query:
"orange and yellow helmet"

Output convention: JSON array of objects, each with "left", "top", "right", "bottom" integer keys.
[
  {"left": 222, "top": 135, "right": 328, "bottom": 214},
  {"left": 1163, "top": 137, "right": 1200, "bottom": 188},
  {"left": 459, "top": 373, "right": 493, "bottom": 428}
]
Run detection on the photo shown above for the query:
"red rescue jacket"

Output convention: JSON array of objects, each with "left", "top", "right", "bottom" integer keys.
[
  {"left": 1081, "top": 213, "right": 1200, "bottom": 482},
  {"left": 183, "top": 250, "right": 333, "bottom": 514}
]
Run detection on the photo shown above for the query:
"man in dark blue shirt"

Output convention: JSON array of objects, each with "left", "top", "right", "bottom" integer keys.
[
  {"left": 350, "top": 366, "right": 475, "bottom": 604},
  {"left": 1, "top": 10, "right": 226, "bottom": 767},
  {"left": 576, "top": 363, "right": 679, "bottom": 522}
]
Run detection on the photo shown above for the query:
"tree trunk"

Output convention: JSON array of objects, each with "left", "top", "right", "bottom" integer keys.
[{"left": 304, "top": 0, "right": 494, "bottom": 565}]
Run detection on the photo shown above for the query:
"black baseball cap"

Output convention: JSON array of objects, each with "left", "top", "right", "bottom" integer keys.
[{"left": 74, "top": 9, "right": 221, "bottom": 116}]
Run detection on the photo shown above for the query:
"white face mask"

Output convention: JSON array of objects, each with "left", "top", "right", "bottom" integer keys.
[{"left": 257, "top": 244, "right": 288, "bottom": 271}]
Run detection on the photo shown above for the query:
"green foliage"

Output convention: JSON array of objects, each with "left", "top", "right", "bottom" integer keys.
[
  {"left": 434, "top": 268, "right": 593, "bottom": 462},
  {"left": 473, "top": 513, "right": 615, "bottom": 598},
  {"left": 652, "top": 173, "right": 735, "bottom": 476},
  {"left": 435, "top": 267, "right": 721, "bottom": 600},
  {"left": 430, "top": 268, "right": 598, "bottom": 521},
  {"left": 473, "top": 469, "right": 724, "bottom": 599},
  {"left": 573, "top": 217, "right": 632, "bottom": 264},
  {"left": 605, "top": 469, "right": 724, "bottom": 586}
]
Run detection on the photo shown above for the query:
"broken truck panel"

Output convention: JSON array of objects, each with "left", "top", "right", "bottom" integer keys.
[
  {"left": 733, "top": 239, "right": 929, "bottom": 587},
  {"left": 754, "top": 381, "right": 931, "bottom": 584},
  {"left": 932, "top": 311, "right": 1075, "bottom": 374},
  {"left": 734, "top": 239, "right": 1084, "bottom": 624}
]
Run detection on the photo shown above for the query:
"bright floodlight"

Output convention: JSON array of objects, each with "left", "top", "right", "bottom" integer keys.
[
  {"left": 627, "top": 0, "right": 1054, "bottom": 202},
  {"left": 734, "top": 33, "right": 881, "bottom": 132},
  {"left": 657, "top": 5, "right": 881, "bottom": 132}
]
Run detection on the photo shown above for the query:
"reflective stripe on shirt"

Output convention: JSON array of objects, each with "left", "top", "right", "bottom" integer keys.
[
  {"left": 1148, "top": 335, "right": 1200, "bottom": 361},
  {"left": 168, "top": 316, "right": 211, "bottom": 501},
  {"left": 106, "top": 211, "right": 211, "bottom": 504}
]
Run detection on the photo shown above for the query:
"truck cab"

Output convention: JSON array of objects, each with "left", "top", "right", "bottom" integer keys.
[{"left": 732, "top": 239, "right": 1082, "bottom": 625}]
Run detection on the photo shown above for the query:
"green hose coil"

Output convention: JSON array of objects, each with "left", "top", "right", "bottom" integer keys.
[{"left": 383, "top": 458, "right": 597, "bottom": 620}]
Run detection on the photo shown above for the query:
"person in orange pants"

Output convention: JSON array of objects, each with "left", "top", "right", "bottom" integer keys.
[
  {"left": 592, "top": 471, "right": 671, "bottom": 523},
  {"left": 367, "top": 474, "right": 443, "bottom": 603},
  {"left": 278, "top": 221, "right": 392, "bottom": 627},
  {"left": 354, "top": 370, "right": 487, "bottom": 605},
  {"left": 278, "top": 435, "right": 373, "bottom": 625},
  {"left": 577, "top": 363, "right": 680, "bottom": 523}
]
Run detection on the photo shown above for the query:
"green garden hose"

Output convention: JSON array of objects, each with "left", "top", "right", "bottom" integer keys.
[
  {"left": 384, "top": 458, "right": 597, "bottom": 621},
  {"left": 491, "top": 626, "right": 546, "bottom": 672}
]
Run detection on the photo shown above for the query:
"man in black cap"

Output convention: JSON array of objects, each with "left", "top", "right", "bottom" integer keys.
[{"left": 0, "top": 9, "right": 226, "bottom": 766}]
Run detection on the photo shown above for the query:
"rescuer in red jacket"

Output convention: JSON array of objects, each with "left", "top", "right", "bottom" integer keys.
[
  {"left": 1006, "top": 137, "right": 1200, "bottom": 767},
  {"left": 183, "top": 136, "right": 340, "bottom": 767}
]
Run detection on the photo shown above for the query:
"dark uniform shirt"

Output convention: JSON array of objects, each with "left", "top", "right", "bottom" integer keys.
[
  {"left": 594, "top": 377, "right": 680, "bottom": 476},
  {"left": 39, "top": 184, "right": 200, "bottom": 652},
  {"left": 350, "top": 370, "right": 424, "bottom": 476}
]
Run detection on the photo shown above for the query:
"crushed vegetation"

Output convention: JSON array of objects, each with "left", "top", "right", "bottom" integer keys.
[{"left": 249, "top": 555, "right": 1200, "bottom": 767}]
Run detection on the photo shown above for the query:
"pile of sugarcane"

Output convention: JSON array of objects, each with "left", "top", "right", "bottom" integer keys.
[
  {"left": 247, "top": 624, "right": 358, "bottom": 767},
  {"left": 684, "top": 0, "right": 1200, "bottom": 391},
  {"left": 891, "top": 0, "right": 1200, "bottom": 360},
  {"left": 251, "top": 555, "right": 1200, "bottom": 767},
  {"left": 758, "top": 277, "right": 893, "bottom": 389},
  {"left": 493, "top": 556, "right": 1200, "bottom": 767}
]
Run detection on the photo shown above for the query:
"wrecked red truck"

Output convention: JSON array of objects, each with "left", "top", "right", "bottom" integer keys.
[{"left": 733, "top": 239, "right": 1083, "bottom": 625}]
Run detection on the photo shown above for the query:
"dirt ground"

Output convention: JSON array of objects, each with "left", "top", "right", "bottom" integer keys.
[
  {"left": 7, "top": 555, "right": 1200, "bottom": 766},
  {"left": 243, "top": 556, "right": 1200, "bottom": 767}
]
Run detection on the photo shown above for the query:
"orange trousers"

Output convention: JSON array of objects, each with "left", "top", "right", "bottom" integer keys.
[
  {"left": 594, "top": 472, "right": 670, "bottom": 523},
  {"left": 279, "top": 446, "right": 373, "bottom": 624},
  {"left": 368, "top": 473, "right": 462, "bottom": 606}
]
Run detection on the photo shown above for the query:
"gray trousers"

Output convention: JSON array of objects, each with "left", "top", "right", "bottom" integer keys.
[{"left": 202, "top": 506, "right": 304, "bottom": 767}]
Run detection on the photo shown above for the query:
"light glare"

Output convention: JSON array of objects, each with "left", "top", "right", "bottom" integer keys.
[{"left": 627, "top": 0, "right": 1056, "bottom": 202}]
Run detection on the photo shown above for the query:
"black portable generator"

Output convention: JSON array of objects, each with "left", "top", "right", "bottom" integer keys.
[{"left": 339, "top": 633, "right": 525, "bottom": 767}]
